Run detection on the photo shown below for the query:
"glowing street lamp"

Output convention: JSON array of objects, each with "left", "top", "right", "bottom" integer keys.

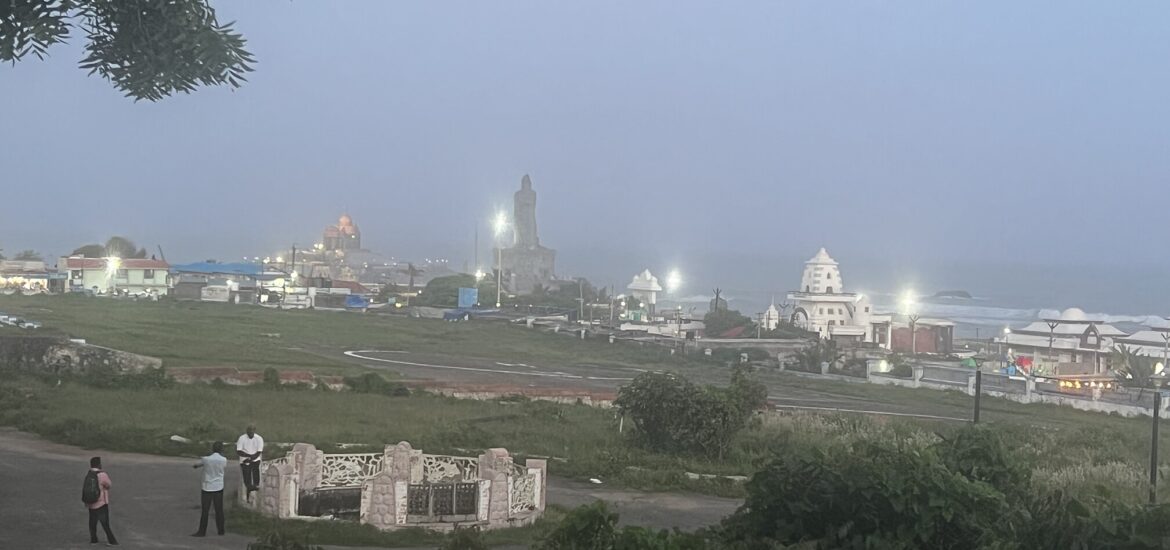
[
  {"left": 901, "top": 290, "right": 919, "bottom": 355},
  {"left": 105, "top": 256, "right": 121, "bottom": 294},
  {"left": 492, "top": 211, "right": 509, "bottom": 307},
  {"left": 665, "top": 269, "right": 682, "bottom": 294}
]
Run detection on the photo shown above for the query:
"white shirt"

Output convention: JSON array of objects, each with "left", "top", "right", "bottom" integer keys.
[
  {"left": 236, "top": 433, "right": 264, "bottom": 462},
  {"left": 200, "top": 453, "right": 227, "bottom": 492}
]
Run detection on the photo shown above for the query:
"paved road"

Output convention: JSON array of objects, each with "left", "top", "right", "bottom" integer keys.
[
  {"left": 335, "top": 349, "right": 967, "bottom": 421},
  {"left": 0, "top": 429, "right": 740, "bottom": 550}
]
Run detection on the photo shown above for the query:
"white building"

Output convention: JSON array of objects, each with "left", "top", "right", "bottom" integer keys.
[
  {"left": 1115, "top": 318, "right": 1170, "bottom": 368},
  {"left": 786, "top": 248, "right": 880, "bottom": 343},
  {"left": 1000, "top": 308, "right": 1127, "bottom": 375},
  {"left": 763, "top": 300, "right": 780, "bottom": 331},
  {"left": 626, "top": 269, "right": 663, "bottom": 315},
  {"left": 60, "top": 257, "right": 170, "bottom": 296}
]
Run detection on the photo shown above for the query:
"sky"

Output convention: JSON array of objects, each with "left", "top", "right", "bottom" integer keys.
[{"left": 3, "top": 1, "right": 1170, "bottom": 312}]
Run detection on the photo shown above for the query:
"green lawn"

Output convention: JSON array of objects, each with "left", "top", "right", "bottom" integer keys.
[{"left": 0, "top": 294, "right": 696, "bottom": 374}]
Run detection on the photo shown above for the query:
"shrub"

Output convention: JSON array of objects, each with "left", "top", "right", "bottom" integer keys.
[
  {"left": 438, "top": 526, "right": 487, "bottom": 550},
  {"left": 81, "top": 366, "right": 174, "bottom": 390},
  {"left": 538, "top": 502, "right": 707, "bottom": 550},
  {"left": 615, "top": 368, "right": 766, "bottom": 458},
  {"left": 718, "top": 439, "right": 1008, "bottom": 549},
  {"left": 343, "top": 373, "right": 410, "bottom": 397},
  {"left": 247, "top": 531, "right": 324, "bottom": 550}
]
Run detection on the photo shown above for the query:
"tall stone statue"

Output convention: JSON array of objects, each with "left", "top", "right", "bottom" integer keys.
[{"left": 513, "top": 175, "right": 539, "bottom": 248}]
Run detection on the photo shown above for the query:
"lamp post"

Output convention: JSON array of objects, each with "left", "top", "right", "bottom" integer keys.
[
  {"left": 1002, "top": 327, "right": 1011, "bottom": 370},
  {"left": 492, "top": 211, "right": 508, "bottom": 308},
  {"left": 901, "top": 291, "right": 918, "bottom": 356}
]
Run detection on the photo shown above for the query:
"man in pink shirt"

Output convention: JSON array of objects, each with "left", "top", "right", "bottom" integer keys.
[{"left": 84, "top": 456, "right": 119, "bottom": 546}]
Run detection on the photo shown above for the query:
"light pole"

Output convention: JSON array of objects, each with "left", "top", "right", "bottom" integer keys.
[
  {"left": 492, "top": 211, "right": 508, "bottom": 308},
  {"left": 1002, "top": 327, "right": 1011, "bottom": 370}
]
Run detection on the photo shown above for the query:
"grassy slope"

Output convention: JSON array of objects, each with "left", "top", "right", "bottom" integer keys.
[{"left": 0, "top": 294, "right": 693, "bottom": 373}]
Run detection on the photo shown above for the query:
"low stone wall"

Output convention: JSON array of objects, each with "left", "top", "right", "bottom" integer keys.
[
  {"left": 245, "top": 441, "right": 545, "bottom": 532},
  {"left": 169, "top": 367, "right": 346, "bottom": 390},
  {"left": 0, "top": 335, "right": 161, "bottom": 375}
]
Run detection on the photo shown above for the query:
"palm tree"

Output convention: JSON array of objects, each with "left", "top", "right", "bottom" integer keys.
[
  {"left": 398, "top": 263, "right": 424, "bottom": 292},
  {"left": 793, "top": 339, "right": 845, "bottom": 373},
  {"left": 1112, "top": 344, "right": 1158, "bottom": 400}
]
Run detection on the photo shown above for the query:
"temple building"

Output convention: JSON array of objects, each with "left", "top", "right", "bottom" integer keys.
[
  {"left": 323, "top": 214, "right": 361, "bottom": 252},
  {"left": 627, "top": 269, "right": 663, "bottom": 316},
  {"left": 1000, "top": 308, "right": 1127, "bottom": 375},
  {"left": 786, "top": 248, "right": 879, "bottom": 343},
  {"left": 498, "top": 175, "right": 556, "bottom": 294}
]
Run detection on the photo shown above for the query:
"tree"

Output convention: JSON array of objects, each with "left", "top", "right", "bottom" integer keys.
[
  {"left": 415, "top": 274, "right": 476, "bottom": 307},
  {"left": 398, "top": 263, "right": 424, "bottom": 292},
  {"left": 12, "top": 250, "right": 42, "bottom": 261},
  {"left": 1112, "top": 344, "right": 1159, "bottom": 399},
  {"left": 104, "top": 236, "right": 146, "bottom": 258},
  {"left": 1, "top": 0, "right": 254, "bottom": 101},
  {"left": 791, "top": 338, "right": 845, "bottom": 373},
  {"left": 615, "top": 369, "right": 767, "bottom": 458},
  {"left": 703, "top": 308, "right": 752, "bottom": 337},
  {"left": 70, "top": 244, "right": 106, "bottom": 258}
]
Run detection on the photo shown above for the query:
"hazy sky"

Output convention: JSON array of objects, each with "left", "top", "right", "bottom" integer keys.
[{"left": 3, "top": 1, "right": 1169, "bottom": 306}]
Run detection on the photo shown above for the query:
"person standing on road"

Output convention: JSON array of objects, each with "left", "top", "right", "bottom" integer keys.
[
  {"left": 191, "top": 441, "right": 227, "bottom": 537},
  {"left": 83, "top": 456, "right": 119, "bottom": 546},
  {"left": 236, "top": 425, "right": 264, "bottom": 496}
]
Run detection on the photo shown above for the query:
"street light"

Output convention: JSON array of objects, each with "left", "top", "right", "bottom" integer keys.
[
  {"left": 492, "top": 211, "right": 509, "bottom": 308},
  {"left": 901, "top": 291, "right": 919, "bottom": 355},
  {"left": 666, "top": 269, "right": 682, "bottom": 294},
  {"left": 1002, "top": 327, "right": 1011, "bottom": 369}
]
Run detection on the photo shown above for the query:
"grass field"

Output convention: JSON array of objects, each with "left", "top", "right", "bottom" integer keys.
[{"left": 0, "top": 294, "right": 696, "bottom": 374}]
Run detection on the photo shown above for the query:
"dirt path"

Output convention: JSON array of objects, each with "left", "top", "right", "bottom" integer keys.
[{"left": 0, "top": 429, "right": 739, "bottom": 549}]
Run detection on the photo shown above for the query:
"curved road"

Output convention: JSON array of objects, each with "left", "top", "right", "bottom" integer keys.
[{"left": 1, "top": 429, "right": 740, "bottom": 550}]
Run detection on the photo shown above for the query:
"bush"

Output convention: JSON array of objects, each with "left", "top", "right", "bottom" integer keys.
[
  {"left": 719, "top": 438, "right": 1008, "bottom": 549},
  {"left": 247, "top": 531, "right": 324, "bottom": 550},
  {"left": 615, "top": 368, "right": 766, "bottom": 458},
  {"left": 343, "top": 373, "right": 410, "bottom": 397},
  {"left": 438, "top": 526, "right": 487, "bottom": 550},
  {"left": 538, "top": 501, "right": 707, "bottom": 550},
  {"left": 81, "top": 366, "right": 174, "bottom": 390}
]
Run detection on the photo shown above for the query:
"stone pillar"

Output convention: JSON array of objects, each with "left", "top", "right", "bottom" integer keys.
[
  {"left": 259, "top": 461, "right": 295, "bottom": 518},
  {"left": 1092, "top": 386, "right": 1102, "bottom": 401},
  {"left": 290, "top": 443, "right": 322, "bottom": 494},
  {"left": 609, "top": 335, "right": 615, "bottom": 344},
  {"left": 820, "top": 361, "right": 830, "bottom": 375},
  {"left": 385, "top": 441, "right": 421, "bottom": 483},
  {"left": 359, "top": 470, "right": 398, "bottom": 530},
  {"left": 580, "top": 329, "right": 586, "bottom": 340},
  {"left": 1025, "top": 377, "right": 1036, "bottom": 401},
  {"left": 912, "top": 366, "right": 924, "bottom": 388},
  {"left": 526, "top": 458, "right": 547, "bottom": 512},
  {"left": 478, "top": 448, "right": 512, "bottom": 525},
  {"left": 966, "top": 375, "right": 976, "bottom": 397}
]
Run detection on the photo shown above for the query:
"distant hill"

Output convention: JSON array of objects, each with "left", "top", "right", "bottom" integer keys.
[{"left": 932, "top": 290, "right": 973, "bottom": 299}]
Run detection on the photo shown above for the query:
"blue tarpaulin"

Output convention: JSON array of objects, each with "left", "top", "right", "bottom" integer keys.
[
  {"left": 458, "top": 287, "right": 478, "bottom": 308},
  {"left": 170, "top": 262, "right": 262, "bottom": 276},
  {"left": 345, "top": 295, "right": 370, "bottom": 310}
]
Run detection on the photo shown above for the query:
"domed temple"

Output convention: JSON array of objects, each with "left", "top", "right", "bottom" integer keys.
[
  {"left": 323, "top": 214, "right": 362, "bottom": 252},
  {"left": 786, "top": 248, "right": 876, "bottom": 342}
]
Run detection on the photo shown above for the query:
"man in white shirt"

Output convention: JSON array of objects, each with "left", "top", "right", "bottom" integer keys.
[
  {"left": 236, "top": 425, "right": 264, "bottom": 495},
  {"left": 191, "top": 441, "right": 227, "bottom": 537}
]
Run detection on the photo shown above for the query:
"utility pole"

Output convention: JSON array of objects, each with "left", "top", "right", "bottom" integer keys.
[
  {"left": 1152, "top": 391, "right": 1162, "bottom": 504},
  {"left": 577, "top": 278, "right": 584, "bottom": 322},
  {"left": 908, "top": 314, "right": 921, "bottom": 355}
]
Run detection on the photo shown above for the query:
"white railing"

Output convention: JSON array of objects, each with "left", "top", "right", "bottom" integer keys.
[
  {"left": 320, "top": 453, "right": 383, "bottom": 488},
  {"left": 421, "top": 454, "right": 479, "bottom": 483}
]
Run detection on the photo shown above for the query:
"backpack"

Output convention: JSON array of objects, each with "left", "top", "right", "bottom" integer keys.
[{"left": 81, "top": 471, "right": 101, "bottom": 504}]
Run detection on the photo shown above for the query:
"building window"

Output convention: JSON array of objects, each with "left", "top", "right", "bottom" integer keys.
[
  {"left": 116, "top": 269, "right": 128, "bottom": 279},
  {"left": 819, "top": 308, "right": 824, "bottom": 314},
  {"left": 828, "top": 320, "right": 836, "bottom": 326},
  {"left": 826, "top": 287, "right": 833, "bottom": 294},
  {"left": 143, "top": 269, "right": 155, "bottom": 279},
  {"left": 865, "top": 307, "right": 870, "bottom": 313},
  {"left": 71, "top": 270, "right": 82, "bottom": 279}
]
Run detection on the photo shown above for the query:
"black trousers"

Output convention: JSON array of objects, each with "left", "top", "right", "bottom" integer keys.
[
  {"left": 241, "top": 460, "right": 261, "bottom": 490},
  {"left": 88, "top": 504, "right": 118, "bottom": 544},
  {"left": 197, "top": 490, "right": 225, "bottom": 536}
]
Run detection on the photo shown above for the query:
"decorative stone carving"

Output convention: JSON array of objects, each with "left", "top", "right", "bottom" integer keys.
[{"left": 319, "top": 453, "right": 383, "bottom": 488}]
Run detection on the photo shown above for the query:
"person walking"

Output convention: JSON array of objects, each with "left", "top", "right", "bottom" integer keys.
[
  {"left": 235, "top": 425, "right": 264, "bottom": 497},
  {"left": 83, "top": 456, "right": 119, "bottom": 546},
  {"left": 191, "top": 441, "right": 227, "bottom": 537}
]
